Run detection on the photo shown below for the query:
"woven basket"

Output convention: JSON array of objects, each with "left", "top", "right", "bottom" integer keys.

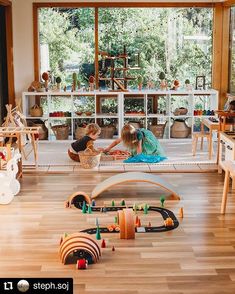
[
  {"left": 150, "top": 122, "right": 167, "bottom": 139},
  {"left": 100, "top": 125, "right": 115, "bottom": 139},
  {"left": 30, "top": 104, "right": 43, "bottom": 117},
  {"left": 78, "top": 147, "right": 101, "bottom": 169},
  {"left": 75, "top": 127, "right": 87, "bottom": 140},
  {"left": 51, "top": 124, "right": 69, "bottom": 140}
]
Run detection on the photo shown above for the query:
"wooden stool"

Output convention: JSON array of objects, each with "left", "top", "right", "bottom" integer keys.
[
  {"left": 221, "top": 161, "right": 235, "bottom": 214},
  {"left": 192, "top": 132, "right": 211, "bottom": 157}
]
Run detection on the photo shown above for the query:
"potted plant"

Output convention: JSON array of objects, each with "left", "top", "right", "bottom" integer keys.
[
  {"left": 56, "top": 76, "right": 62, "bottom": 90},
  {"left": 159, "top": 72, "right": 167, "bottom": 90},
  {"left": 137, "top": 75, "right": 143, "bottom": 91}
]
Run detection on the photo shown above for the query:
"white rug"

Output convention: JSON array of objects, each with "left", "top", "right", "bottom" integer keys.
[{"left": 22, "top": 139, "right": 217, "bottom": 167}]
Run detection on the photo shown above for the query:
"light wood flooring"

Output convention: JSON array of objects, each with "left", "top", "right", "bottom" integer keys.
[{"left": 1, "top": 172, "right": 235, "bottom": 293}]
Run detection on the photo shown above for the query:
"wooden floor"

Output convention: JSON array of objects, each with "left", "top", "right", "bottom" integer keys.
[{"left": 1, "top": 172, "right": 235, "bottom": 293}]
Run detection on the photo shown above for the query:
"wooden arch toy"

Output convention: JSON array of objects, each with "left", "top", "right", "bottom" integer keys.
[
  {"left": 91, "top": 172, "right": 180, "bottom": 200},
  {"left": 118, "top": 208, "right": 135, "bottom": 239},
  {"left": 67, "top": 191, "right": 91, "bottom": 208},
  {"left": 59, "top": 233, "right": 101, "bottom": 265}
]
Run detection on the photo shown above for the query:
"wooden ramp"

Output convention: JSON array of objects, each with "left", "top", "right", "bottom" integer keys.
[{"left": 91, "top": 172, "right": 180, "bottom": 200}]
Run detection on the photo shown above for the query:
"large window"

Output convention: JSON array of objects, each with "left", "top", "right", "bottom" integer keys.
[{"left": 38, "top": 7, "right": 213, "bottom": 90}]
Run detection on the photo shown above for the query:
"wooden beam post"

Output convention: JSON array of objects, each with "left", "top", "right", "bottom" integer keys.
[
  {"left": 212, "top": 4, "right": 230, "bottom": 109},
  {"left": 95, "top": 7, "right": 99, "bottom": 89},
  {"left": 5, "top": 3, "right": 15, "bottom": 107}
]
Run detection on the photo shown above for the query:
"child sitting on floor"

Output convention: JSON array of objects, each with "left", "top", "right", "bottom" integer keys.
[
  {"left": 104, "top": 124, "right": 165, "bottom": 157},
  {"left": 68, "top": 123, "right": 101, "bottom": 162}
]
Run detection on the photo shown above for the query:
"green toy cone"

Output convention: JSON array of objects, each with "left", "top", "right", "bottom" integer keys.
[
  {"left": 160, "top": 196, "right": 165, "bottom": 208},
  {"left": 111, "top": 200, "right": 115, "bottom": 207},
  {"left": 87, "top": 204, "right": 92, "bottom": 214},
  {"left": 121, "top": 199, "right": 125, "bottom": 206},
  {"left": 96, "top": 226, "right": 101, "bottom": 240},
  {"left": 144, "top": 203, "right": 148, "bottom": 214},
  {"left": 82, "top": 201, "right": 87, "bottom": 213}
]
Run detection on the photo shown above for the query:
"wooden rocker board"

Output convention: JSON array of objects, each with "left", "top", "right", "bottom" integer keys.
[{"left": 91, "top": 172, "right": 180, "bottom": 200}]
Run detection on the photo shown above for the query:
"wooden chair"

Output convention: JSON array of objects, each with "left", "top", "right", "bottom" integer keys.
[
  {"left": 221, "top": 161, "right": 235, "bottom": 214},
  {"left": 192, "top": 132, "right": 211, "bottom": 157}
]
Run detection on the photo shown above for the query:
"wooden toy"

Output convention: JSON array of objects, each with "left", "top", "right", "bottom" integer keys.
[
  {"left": 160, "top": 196, "right": 165, "bottom": 207},
  {"left": 179, "top": 207, "right": 184, "bottom": 218},
  {"left": 82, "top": 201, "right": 87, "bottom": 214},
  {"left": 87, "top": 205, "right": 92, "bottom": 214},
  {"left": 144, "top": 203, "right": 148, "bottom": 215},
  {"left": 96, "top": 226, "right": 101, "bottom": 240},
  {"left": 59, "top": 232, "right": 101, "bottom": 265},
  {"left": 118, "top": 208, "right": 135, "bottom": 239},
  {"left": 101, "top": 239, "right": 106, "bottom": 248},
  {"left": 112, "top": 246, "right": 115, "bottom": 251},
  {"left": 164, "top": 217, "right": 174, "bottom": 227},
  {"left": 91, "top": 172, "right": 180, "bottom": 200},
  {"left": 67, "top": 191, "right": 91, "bottom": 209},
  {"left": 76, "top": 259, "right": 88, "bottom": 270},
  {"left": 78, "top": 205, "right": 179, "bottom": 234}
]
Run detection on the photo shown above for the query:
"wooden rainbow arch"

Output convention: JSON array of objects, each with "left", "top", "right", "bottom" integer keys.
[{"left": 59, "top": 233, "right": 101, "bottom": 264}]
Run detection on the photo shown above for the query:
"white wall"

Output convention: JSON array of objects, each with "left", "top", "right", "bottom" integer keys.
[{"left": 11, "top": 0, "right": 216, "bottom": 99}]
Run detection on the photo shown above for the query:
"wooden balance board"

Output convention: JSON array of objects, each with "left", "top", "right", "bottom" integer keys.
[{"left": 91, "top": 172, "right": 180, "bottom": 200}]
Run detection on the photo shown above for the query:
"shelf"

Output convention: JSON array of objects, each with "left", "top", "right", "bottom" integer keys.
[{"left": 22, "top": 90, "right": 219, "bottom": 141}]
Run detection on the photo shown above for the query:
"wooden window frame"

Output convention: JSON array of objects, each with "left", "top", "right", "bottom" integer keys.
[
  {"left": 0, "top": 0, "right": 15, "bottom": 106},
  {"left": 33, "top": 2, "right": 216, "bottom": 92}
]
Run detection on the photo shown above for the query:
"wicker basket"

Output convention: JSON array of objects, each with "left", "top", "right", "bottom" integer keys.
[
  {"left": 30, "top": 104, "right": 43, "bottom": 117},
  {"left": 75, "top": 127, "right": 87, "bottom": 140},
  {"left": 100, "top": 125, "right": 115, "bottom": 139},
  {"left": 78, "top": 147, "right": 101, "bottom": 169},
  {"left": 150, "top": 122, "right": 167, "bottom": 139},
  {"left": 51, "top": 124, "right": 69, "bottom": 140}
]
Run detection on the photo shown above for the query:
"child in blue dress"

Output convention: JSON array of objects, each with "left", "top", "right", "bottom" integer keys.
[{"left": 104, "top": 124, "right": 165, "bottom": 157}]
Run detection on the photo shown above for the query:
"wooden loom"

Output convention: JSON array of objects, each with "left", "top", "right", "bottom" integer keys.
[{"left": 1, "top": 104, "right": 39, "bottom": 167}]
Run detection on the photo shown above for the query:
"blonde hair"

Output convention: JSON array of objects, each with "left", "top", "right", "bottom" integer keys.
[
  {"left": 85, "top": 123, "right": 101, "bottom": 136},
  {"left": 121, "top": 124, "right": 138, "bottom": 149}
]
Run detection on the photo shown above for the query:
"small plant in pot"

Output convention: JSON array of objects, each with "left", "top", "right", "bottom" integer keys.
[
  {"left": 137, "top": 75, "right": 143, "bottom": 91},
  {"left": 159, "top": 72, "right": 167, "bottom": 90},
  {"left": 56, "top": 76, "right": 62, "bottom": 90}
]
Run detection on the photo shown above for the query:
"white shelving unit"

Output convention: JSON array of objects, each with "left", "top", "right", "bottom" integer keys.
[{"left": 22, "top": 89, "right": 218, "bottom": 141}]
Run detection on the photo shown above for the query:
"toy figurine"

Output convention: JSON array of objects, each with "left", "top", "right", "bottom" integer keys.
[
  {"left": 76, "top": 259, "right": 88, "bottom": 270},
  {"left": 160, "top": 196, "right": 165, "bottom": 207},
  {"left": 87, "top": 204, "right": 92, "bottom": 214},
  {"left": 82, "top": 201, "right": 87, "bottom": 214},
  {"left": 101, "top": 239, "right": 106, "bottom": 248}
]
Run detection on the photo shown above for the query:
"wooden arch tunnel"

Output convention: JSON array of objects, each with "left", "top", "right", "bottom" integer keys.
[
  {"left": 59, "top": 233, "right": 101, "bottom": 265},
  {"left": 118, "top": 208, "right": 135, "bottom": 239}
]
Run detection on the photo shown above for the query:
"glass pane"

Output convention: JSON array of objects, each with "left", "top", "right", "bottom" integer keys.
[
  {"left": 38, "top": 8, "right": 95, "bottom": 89},
  {"left": 98, "top": 8, "right": 212, "bottom": 90}
]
